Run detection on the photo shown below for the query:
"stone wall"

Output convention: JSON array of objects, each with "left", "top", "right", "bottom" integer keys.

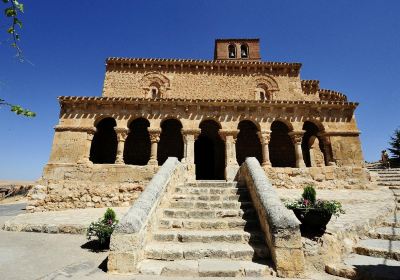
[
  {"left": 27, "top": 163, "right": 158, "bottom": 212},
  {"left": 102, "top": 68, "right": 314, "bottom": 102},
  {"left": 265, "top": 166, "right": 374, "bottom": 190}
]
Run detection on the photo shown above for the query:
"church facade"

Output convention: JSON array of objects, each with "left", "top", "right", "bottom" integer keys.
[{"left": 28, "top": 39, "right": 371, "bottom": 212}]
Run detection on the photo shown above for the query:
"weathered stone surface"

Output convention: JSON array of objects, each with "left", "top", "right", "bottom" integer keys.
[{"left": 355, "top": 239, "right": 400, "bottom": 260}]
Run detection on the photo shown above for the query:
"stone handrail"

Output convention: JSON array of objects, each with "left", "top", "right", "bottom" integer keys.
[
  {"left": 237, "top": 157, "right": 305, "bottom": 277},
  {"left": 108, "top": 157, "right": 183, "bottom": 273}
]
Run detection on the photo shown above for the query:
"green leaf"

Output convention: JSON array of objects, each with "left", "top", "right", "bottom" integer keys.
[
  {"left": 7, "top": 26, "right": 14, "bottom": 33},
  {"left": 14, "top": 17, "right": 22, "bottom": 28},
  {"left": 5, "top": 7, "right": 16, "bottom": 17}
]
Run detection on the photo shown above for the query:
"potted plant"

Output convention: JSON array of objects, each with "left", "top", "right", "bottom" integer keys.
[
  {"left": 285, "top": 185, "right": 344, "bottom": 232},
  {"left": 86, "top": 208, "right": 119, "bottom": 248}
]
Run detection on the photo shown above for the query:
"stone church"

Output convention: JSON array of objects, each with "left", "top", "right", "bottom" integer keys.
[{"left": 28, "top": 39, "right": 371, "bottom": 212}]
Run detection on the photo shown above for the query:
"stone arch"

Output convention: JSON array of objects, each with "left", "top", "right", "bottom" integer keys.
[
  {"left": 195, "top": 120, "right": 225, "bottom": 180},
  {"left": 236, "top": 120, "right": 263, "bottom": 165},
  {"left": 157, "top": 118, "right": 184, "bottom": 165},
  {"left": 139, "top": 72, "right": 170, "bottom": 98},
  {"left": 249, "top": 75, "right": 279, "bottom": 100},
  {"left": 301, "top": 121, "right": 326, "bottom": 167},
  {"left": 228, "top": 44, "right": 236, "bottom": 58},
  {"left": 240, "top": 44, "right": 249, "bottom": 58},
  {"left": 89, "top": 117, "right": 117, "bottom": 164},
  {"left": 124, "top": 118, "right": 151, "bottom": 165},
  {"left": 269, "top": 120, "right": 296, "bottom": 167}
]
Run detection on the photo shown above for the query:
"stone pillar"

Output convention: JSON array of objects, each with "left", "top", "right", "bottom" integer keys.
[
  {"left": 219, "top": 130, "right": 239, "bottom": 181},
  {"left": 289, "top": 131, "right": 306, "bottom": 168},
  {"left": 148, "top": 128, "right": 161, "bottom": 165},
  {"left": 114, "top": 128, "right": 129, "bottom": 164},
  {"left": 182, "top": 129, "right": 200, "bottom": 182},
  {"left": 78, "top": 127, "right": 96, "bottom": 164},
  {"left": 258, "top": 131, "right": 271, "bottom": 167},
  {"left": 319, "top": 133, "right": 335, "bottom": 166},
  {"left": 182, "top": 129, "right": 200, "bottom": 164}
]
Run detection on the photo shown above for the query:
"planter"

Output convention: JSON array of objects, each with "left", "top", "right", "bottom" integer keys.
[{"left": 293, "top": 208, "right": 332, "bottom": 232}]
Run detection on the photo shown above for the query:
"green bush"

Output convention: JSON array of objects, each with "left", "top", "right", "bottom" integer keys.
[
  {"left": 86, "top": 208, "right": 118, "bottom": 246},
  {"left": 302, "top": 185, "right": 316, "bottom": 204}
]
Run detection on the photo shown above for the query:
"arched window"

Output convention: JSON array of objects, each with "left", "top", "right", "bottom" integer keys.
[
  {"left": 89, "top": 117, "right": 118, "bottom": 164},
  {"left": 236, "top": 120, "right": 262, "bottom": 165},
  {"left": 149, "top": 82, "right": 161, "bottom": 98},
  {"left": 256, "top": 84, "right": 270, "bottom": 101},
  {"left": 157, "top": 119, "right": 184, "bottom": 165},
  {"left": 301, "top": 121, "right": 326, "bottom": 167},
  {"left": 269, "top": 121, "right": 296, "bottom": 167},
  {"left": 228, "top": 44, "right": 236, "bottom": 58},
  {"left": 240, "top": 44, "right": 248, "bottom": 58}
]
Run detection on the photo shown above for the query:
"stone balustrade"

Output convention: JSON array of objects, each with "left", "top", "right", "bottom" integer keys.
[
  {"left": 108, "top": 157, "right": 184, "bottom": 273},
  {"left": 237, "top": 157, "right": 305, "bottom": 277}
]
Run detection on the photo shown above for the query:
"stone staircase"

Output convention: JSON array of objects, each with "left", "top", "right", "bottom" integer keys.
[
  {"left": 136, "top": 180, "right": 275, "bottom": 277},
  {"left": 327, "top": 167, "right": 400, "bottom": 279}
]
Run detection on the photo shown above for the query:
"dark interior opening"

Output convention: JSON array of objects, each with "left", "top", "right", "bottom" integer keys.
[
  {"left": 89, "top": 117, "right": 117, "bottom": 164},
  {"left": 157, "top": 119, "right": 184, "bottom": 165},
  {"left": 302, "top": 121, "right": 326, "bottom": 167},
  {"left": 269, "top": 121, "right": 296, "bottom": 167},
  {"left": 195, "top": 120, "right": 225, "bottom": 180},
  {"left": 124, "top": 118, "right": 151, "bottom": 165},
  {"left": 236, "top": 120, "right": 263, "bottom": 165}
]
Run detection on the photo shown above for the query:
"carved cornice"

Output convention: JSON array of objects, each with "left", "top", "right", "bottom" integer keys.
[
  {"left": 58, "top": 96, "right": 358, "bottom": 109},
  {"left": 322, "top": 131, "right": 361, "bottom": 136},
  {"left": 54, "top": 126, "right": 96, "bottom": 133},
  {"left": 106, "top": 57, "right": 302, "bottom": 76},
  {"left": 319, "top": 89, "right": 347, "bottom": 102}
]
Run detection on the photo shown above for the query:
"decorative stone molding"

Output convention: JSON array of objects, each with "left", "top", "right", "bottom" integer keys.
[
  {"left": 148, "top": 128, "right": 161, "bottom": 143},
  {"left": 289, "top": 131, "right": 305, "bottom": 144},
  {"left": 218, "top": 129, "right": 239, "bottom": 141},
  {"left": 258, "top": 131, "right": 272, "bottom": 167},
  {"left": 54, "top": 126, "right": 96, "bottom": 133},
  {"left": 139, "top": 72, "right": 171, "bottom": 98}
]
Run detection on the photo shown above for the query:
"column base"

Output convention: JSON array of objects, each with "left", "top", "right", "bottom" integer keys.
[
  {"left": 262, "top": 162, "right": 272, "bottom": 168},
  {"left": 115, "top": 159, "right": 125, "bottom": 165},
  {"left": 147, "top": 159, "right": 158, "bottom": 166}
]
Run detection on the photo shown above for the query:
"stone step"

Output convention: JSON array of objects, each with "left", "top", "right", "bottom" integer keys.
[
  {"left": 389, "top": 186, "right": 400, "bottom": 190},
  {"left": 368, "top": 227, "right": 400, "bottom": 241},
  {"left": 171, "top": 193, "right": 251, "bottom": 202},
  {"left": 378, "top": 178, "right": 400, "bottom": 182},
  {"left": 174, "top": 186, "right": 248, "bottom": 196},
  {"left": 326, "top": 254, "right": 400, "bottom": 280},
  {"left": 382, "top": 214, "right": 400, "bottom": 227},
  {"left": 162, "top": 208, "right": 256, "bottom": 219},
  {"left": 138, "top": 259, "right": 275, "bottom": 277},
  {"left": 152, "top": 230, "right": 264, "bottom": 243},
  {"left": 144, "top": 241, "right": 269, "bottom": 261},
  {"left": 378, "top": 181, "right": 400, "bottom": 186},
  {"left": 377, "top": 174, "right": 400, "bottom": 178},
  {"left": 354, "top": 239, "right": 400, "bottom": 260},
  {"left": 158, "top": 217, "right": 260, "bottom": 230},
  {"left": 169, "top": 200, "right": 253, "bottom": 210},
  {"left": 185, "top": 181, "right": 239, "bottom": 188}
]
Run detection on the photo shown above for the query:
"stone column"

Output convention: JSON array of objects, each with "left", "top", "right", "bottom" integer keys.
[
  {"left": 114, "top": 128, "right": 129, "bottom": 164},
  {"left": 319, "top": 133, "right": 335, "bottom": 166},
  {"left": 148, "top": 128, "right": 161, "bottom": 165},
  {"left": 78, "top": 127, "right": 96, "bottom": 164},
  {"left": 182, "top": 129, "right": 201, "bottom": 164},
  {"left": 258, "top": 131, "right": 271, "bottom": 167},
  {"left": 289, "top": 131, "right": 306, "bottom": 168},
  {"left": 219, "top": 130, "right": 239, "bottom": 181}
]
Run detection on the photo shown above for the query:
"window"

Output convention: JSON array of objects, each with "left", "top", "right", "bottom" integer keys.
[
  {"left": 256, "top": 84, "right": 270, "bottom": 101},
  {"left": 241, "top": 44, "right": 248, "bottom": 58},
  {"left": 149, "top": 83, "right": 161, "bottom": 98},
  {"left": 228, "top": 44, "right": 236, "bottom": 58}
]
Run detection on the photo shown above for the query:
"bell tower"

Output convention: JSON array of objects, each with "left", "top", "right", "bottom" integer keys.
[{"left": 214, "top": 38, "right": 261, "bottom": 61}]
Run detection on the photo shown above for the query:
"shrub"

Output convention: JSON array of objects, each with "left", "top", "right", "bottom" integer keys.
[
  {"left": 302, "top": 185, "right": 316, "bottom": 204},
  {"left": 86, "top": 208, "right": 119, "bottom": 246}
]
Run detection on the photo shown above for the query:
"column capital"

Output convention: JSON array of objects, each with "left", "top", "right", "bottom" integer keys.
[
  {"left": 148, "top": 128, "right": 161, "bottom": 143},
  {"left": 289, "top": 130, "right": 305, "bottom": 144},
  {"left": 87, "top": 127, "right": 97, "bottom": 141},
  {"left": 219, "top": 129, "right": 239, "bottom": 141},
  {"left": 181, "top": 128, "right": 201, "bottom": 138},
  {"left": 114, "top": 128, "right": 129, "bottom": 142},
  {"left": 257, "top": 130, "right": 271, "bottom": 143}
]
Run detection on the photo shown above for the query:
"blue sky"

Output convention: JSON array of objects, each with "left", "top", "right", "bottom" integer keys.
[{"left": 0, "top": 0, "right": 399, "bottom": 180}]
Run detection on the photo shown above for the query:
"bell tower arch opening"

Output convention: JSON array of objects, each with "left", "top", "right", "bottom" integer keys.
[{"left": 195, "top": 120, "right": 225, "bottom": 180}]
